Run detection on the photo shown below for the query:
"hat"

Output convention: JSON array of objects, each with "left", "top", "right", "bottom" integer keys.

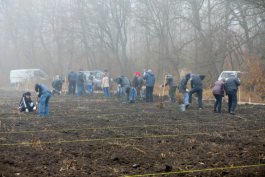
[{"left": 135, "top": 71, "right": 141, "bottom": 76}]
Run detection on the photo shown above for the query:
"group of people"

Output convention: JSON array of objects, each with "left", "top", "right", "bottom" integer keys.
[{"left": 18, "top": 68, "right": 241, "bottom": 117}]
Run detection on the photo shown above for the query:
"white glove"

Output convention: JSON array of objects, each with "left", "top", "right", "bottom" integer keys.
[
  {"left": 25, "top": 109, "right": 29, "bottom": 112},
  {"left": 33, "top": 106, "right": 37, "bottom": 111}
]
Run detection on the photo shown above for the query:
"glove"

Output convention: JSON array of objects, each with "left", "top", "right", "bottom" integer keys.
[
  {"left": 33, "top": 106, "right": 37, "bottom": 111},
  {"left": 25, "top": 109, "right": 29, "bottom": 112}
]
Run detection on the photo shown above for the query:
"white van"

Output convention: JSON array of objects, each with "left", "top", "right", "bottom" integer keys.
[
  {"left": 218, "top": 71, "right": 241, "bottom": 81},
  {"left": 10, "top": 69, "right": 48, "bottom": 89}
]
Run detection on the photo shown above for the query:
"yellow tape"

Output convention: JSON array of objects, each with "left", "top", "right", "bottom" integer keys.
[
  {"left": 124, "top": 163, "right": 265, "bottom": 177},
  {"left": 0, "top": 128, "right": 265, "bottom": 146}
]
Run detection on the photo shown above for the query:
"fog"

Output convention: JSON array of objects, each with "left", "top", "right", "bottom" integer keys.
[{"left": 0, "top": 0, "right": 264, "bottom": 86}]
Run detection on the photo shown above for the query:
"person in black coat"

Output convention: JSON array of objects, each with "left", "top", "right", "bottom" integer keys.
[
  {"left": 189, "top": 74, "right": 204, "bottom": 110},
  {"left": 19, "top": 92, "right": 36, "bottom": 112}
]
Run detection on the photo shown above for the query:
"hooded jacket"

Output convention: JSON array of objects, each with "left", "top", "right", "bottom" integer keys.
[
  {"left": 190, "top": 74, "right": 203, "bottom": 89},
  {"left": 143, "top": 71, "right": 155, "bottom": 87},
  {"left": 212, "top": 80, "right": 225, "bottom": 96},
  {"left": 225, "top": 77, "right": 240, "bottom": 95}
]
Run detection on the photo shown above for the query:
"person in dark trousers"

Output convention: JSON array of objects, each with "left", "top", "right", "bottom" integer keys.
[
  {"left": 76, "top": 70, "right": 85, "bottom": 96},
  {"left": 19, "top": 92, "right": 36, "bottom": 112},
  {"left": 52, "top": 75, "right": 64, "bottom": 96},
  {"left": 212, "top": 79, "right": 225, "bottom": 113},
  {"left": 178, "top": 73, "right": 191, "bottom": 108},
  {"left": 143, "top": 69, "right": 155, "bottom": 102},
  {"left": 68, "top": 71, "right": 76, "bottom": 95},
  {"left": 132, "top": 72, "right": 143, "bottom": 99},
  {"left": 225, "top": 75, "right": 240, "bottom": 115},
  {"left": 116, "top": 75, "right": 131, "bottom": 102},
  {"left": 35, "top": 83, "right": 52, "bottom": 117},
  {"left": 189, "top": 74, "right": 204, "bottom": 110},
  {"left": 162, "top": 74, "right": 177, "bottom": 103}
]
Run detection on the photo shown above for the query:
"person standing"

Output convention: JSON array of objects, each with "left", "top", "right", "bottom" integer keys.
[
  {"left": 68, "top": 71, "right": 76, "bottom": 95},
  {"left": 225, "top": 75, "right": 240, "bottom": 115},
  {"left": 143, "top": 69, "right": 155, "bottom": 102},
  {"left": 162, "top": 74, "right": 177, "bottom": 103},
  {"left": 212, "top": 79, "right": 225, "bottom": 113},
  {"left": 35, "top": 83, "right": 51, "bottom": 117},
  {"left": 102, "top": 73, "right": 110, "bottom": 97},
  {"left": 76, "top": 70, "right": 85, "bottom": 96},
  {"left": 189, "top": 74, "right": 204, "bottom": 110}
]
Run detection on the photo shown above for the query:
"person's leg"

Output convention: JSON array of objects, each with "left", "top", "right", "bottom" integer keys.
[
  {"left": 146, "top": 87, "right": 150, "bottom": 102},
  {"left": 231, "top": 93, "right": 237, "bottom": 113},
  {"left": 214, "top": 94, "right": 218, "bottom": 112},
  {"left": 184, "top": 91, "right": 189, "bottom": 106},
  {"left": 197, "top": 89, "right": 203, "bottom": 109},
  {"left": 45, "top": 93, "right": 51, "bottom": 116},
  {"left": 228, "top": 94, "right": 232, "bottom": 113},
  {"left": 216, "top": 95, "right": 222, "bottom": 113},
  {"left": 150, "top": 86, "right": 154, "bottom": 102},
  {"left": 171, "top": 87, "right": 176, "bottom": 103},
  {"left": 189, "top": 88, "right": 196, "bottom": 104},
  {"left": 38, "top": 94, "right": 47, "bottom": 116},
  {"left": 106, "top": 87, "right": 110, "bottom": 97}
]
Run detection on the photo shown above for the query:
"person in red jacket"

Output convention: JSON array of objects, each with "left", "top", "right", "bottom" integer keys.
[{"left": 212, "top": 79, "right": 225, "bottom": 113}]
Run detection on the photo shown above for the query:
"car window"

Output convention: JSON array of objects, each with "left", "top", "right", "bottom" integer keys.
[{"left": 221, "top": 72, "right": 235, "bottom": 79}]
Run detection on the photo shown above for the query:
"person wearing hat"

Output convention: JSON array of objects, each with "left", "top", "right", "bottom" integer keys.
[
  {"left": 18, "top": 92, "right": 37, "bottom": 112},
  {"left": 225, "top": 74, "right": 240, "bottom": 115},
  {"left": 35, "top": 83, "right": 52, "bottom": 117},
  {"left": 102, "top": 73, "right": 110, "bottom": 97},
  {"left": 143, "top": 69, "right": 155, "bottom": 102},
  {"left": 132, "top": 71, "right": 144, "bottom": 99}
]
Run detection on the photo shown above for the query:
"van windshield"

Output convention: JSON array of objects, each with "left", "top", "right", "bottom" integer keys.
[{"left": 220, "top": 72, "right": 235, "bottom": 79}]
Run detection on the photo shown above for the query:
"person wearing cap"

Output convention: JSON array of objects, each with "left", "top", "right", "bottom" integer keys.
[
  {"left": 162, "top": 74, "right": 177, "bottom": 103},
  {"left": 132, "top": 72, "right": 144, "bottom": 99},
  {"left": 18, "top": 92, "right": 37, "bottom": 112},
  {"left": 178, "top": 73, "right": 191, "bottom": 108},
  {"left": 225, "top": 74, "right": 240, "bottom": 115},
  {"left": 143, "top": 69, "right": 155, "bottom": 102},
  {"left": 35, "top": 83, "right": 52, "bottom": 117},
  {"left": 212, "top": 79, "right": 225, "bottom": 113}
]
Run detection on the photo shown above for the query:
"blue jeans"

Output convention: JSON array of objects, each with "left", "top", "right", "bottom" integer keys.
[
  {"left": 129, "top": 87, "right": 137, "bottom": 103},
  {"left": 227, "top": 93, "right": 237, "bottom": 113},
  {"left": 183, "top": 91, "right": 189, "bottom": 105},
  {"left": 146, "top": 86, "right": 154, "bottom": 102},
  {"left": 77, "top": 83, "right": 84, "bottom": 96},
  {"left": 103, "top": 87, "right": 110, "bottom": 97},
  {"left": 68, "top": 81, "right": 76, "bottom": 95},
  {"left": 86, "top": 83, "right": 93, "bottom": 95},
  {"left": 214, "top": 94, "right": 223, "bottom": 113},
  {"left": 38, "top": 92, "right": 51, "bottom": 116},
  {"left": 189, "top": 88, "right": 203, "bottom": 109}
]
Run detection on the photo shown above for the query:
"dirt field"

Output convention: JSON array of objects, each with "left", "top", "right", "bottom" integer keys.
[{"left": 0, "top": 90, "right": 265, "bottom": 177}]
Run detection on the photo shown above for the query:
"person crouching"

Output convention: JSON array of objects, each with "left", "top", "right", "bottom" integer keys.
[{"left": 19, "top": 92, "right": 36, "bottom": 112}]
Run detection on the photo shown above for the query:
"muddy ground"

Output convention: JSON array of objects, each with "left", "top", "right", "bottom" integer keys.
[{"left": 0, "top": 90, "right": 265, "bottom": 177}]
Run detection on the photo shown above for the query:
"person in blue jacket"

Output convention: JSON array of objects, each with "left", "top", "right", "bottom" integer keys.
[
  {"left": 189, "top": 74, "right": 204, "bottom": 110},
  {"left": 35, "top": 83, "right": 52, "bottom": 117},
  {"left": 76, "top": 70, "right": 85, "bottom": 96},
  {"left": 143, "top": 69, "right": 155, "bottom": 102},
  {"left": 225, "top": 74, "right": 240, "bottom": 115}
]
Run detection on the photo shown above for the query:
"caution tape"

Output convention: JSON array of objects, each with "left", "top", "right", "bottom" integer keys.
[
  {"left": 0, "top": 128, "right": 265, "bottom": 147},
  {"left": 124, "top": 163, "right": 265, "bottom": 177}
]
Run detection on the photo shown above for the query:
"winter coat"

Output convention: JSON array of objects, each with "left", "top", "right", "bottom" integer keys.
[
  {"left": 165, "top": 75, "right": 177, "bottom": 88},
  {"left": 212, "top": 80, "right": 225, "bottom": 96},
  {"left": 143, "top": 71, "right": 155, "bottom": 87},
  {"left": 19, "top": 92, "right": 35, "bottom": 112},
  {"left": 52, "top": 80, "right": 63, "bottom": 91},
  {"left": 76, "top": 72, "right": 85, "bottom": 86},
  {"left": 102, "top": 76, "right": 110, "bottom": 88},
  {"left": 132, "top": 76, "right": 143, "bottom": 88},
  {"left": 225, "top": 77, "right": 240, "bottom": 95},
  {"left": 35, "top": 83, "right": 51, "bottom": 98},
  {"left": 190, "top": 75, "right": 203, "bottom": 90},
  {"left": 68, "top": 71, "right": 76, "bottom": 82},
  {"left": 178, "top": 76, "right": 189, "bottom": 92}
]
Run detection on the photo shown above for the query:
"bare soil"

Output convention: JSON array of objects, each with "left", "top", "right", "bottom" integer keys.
[{"left": 0, "top": 90, "right": 265, "bottom": 177}]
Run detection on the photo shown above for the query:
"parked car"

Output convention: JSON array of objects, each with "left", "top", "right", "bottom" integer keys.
[
  {"left": 10, "top": 68, "right": 48, "bottom": 90},
  {"left": 218, "top": 71, "right": 241, "bottom": 81}
]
